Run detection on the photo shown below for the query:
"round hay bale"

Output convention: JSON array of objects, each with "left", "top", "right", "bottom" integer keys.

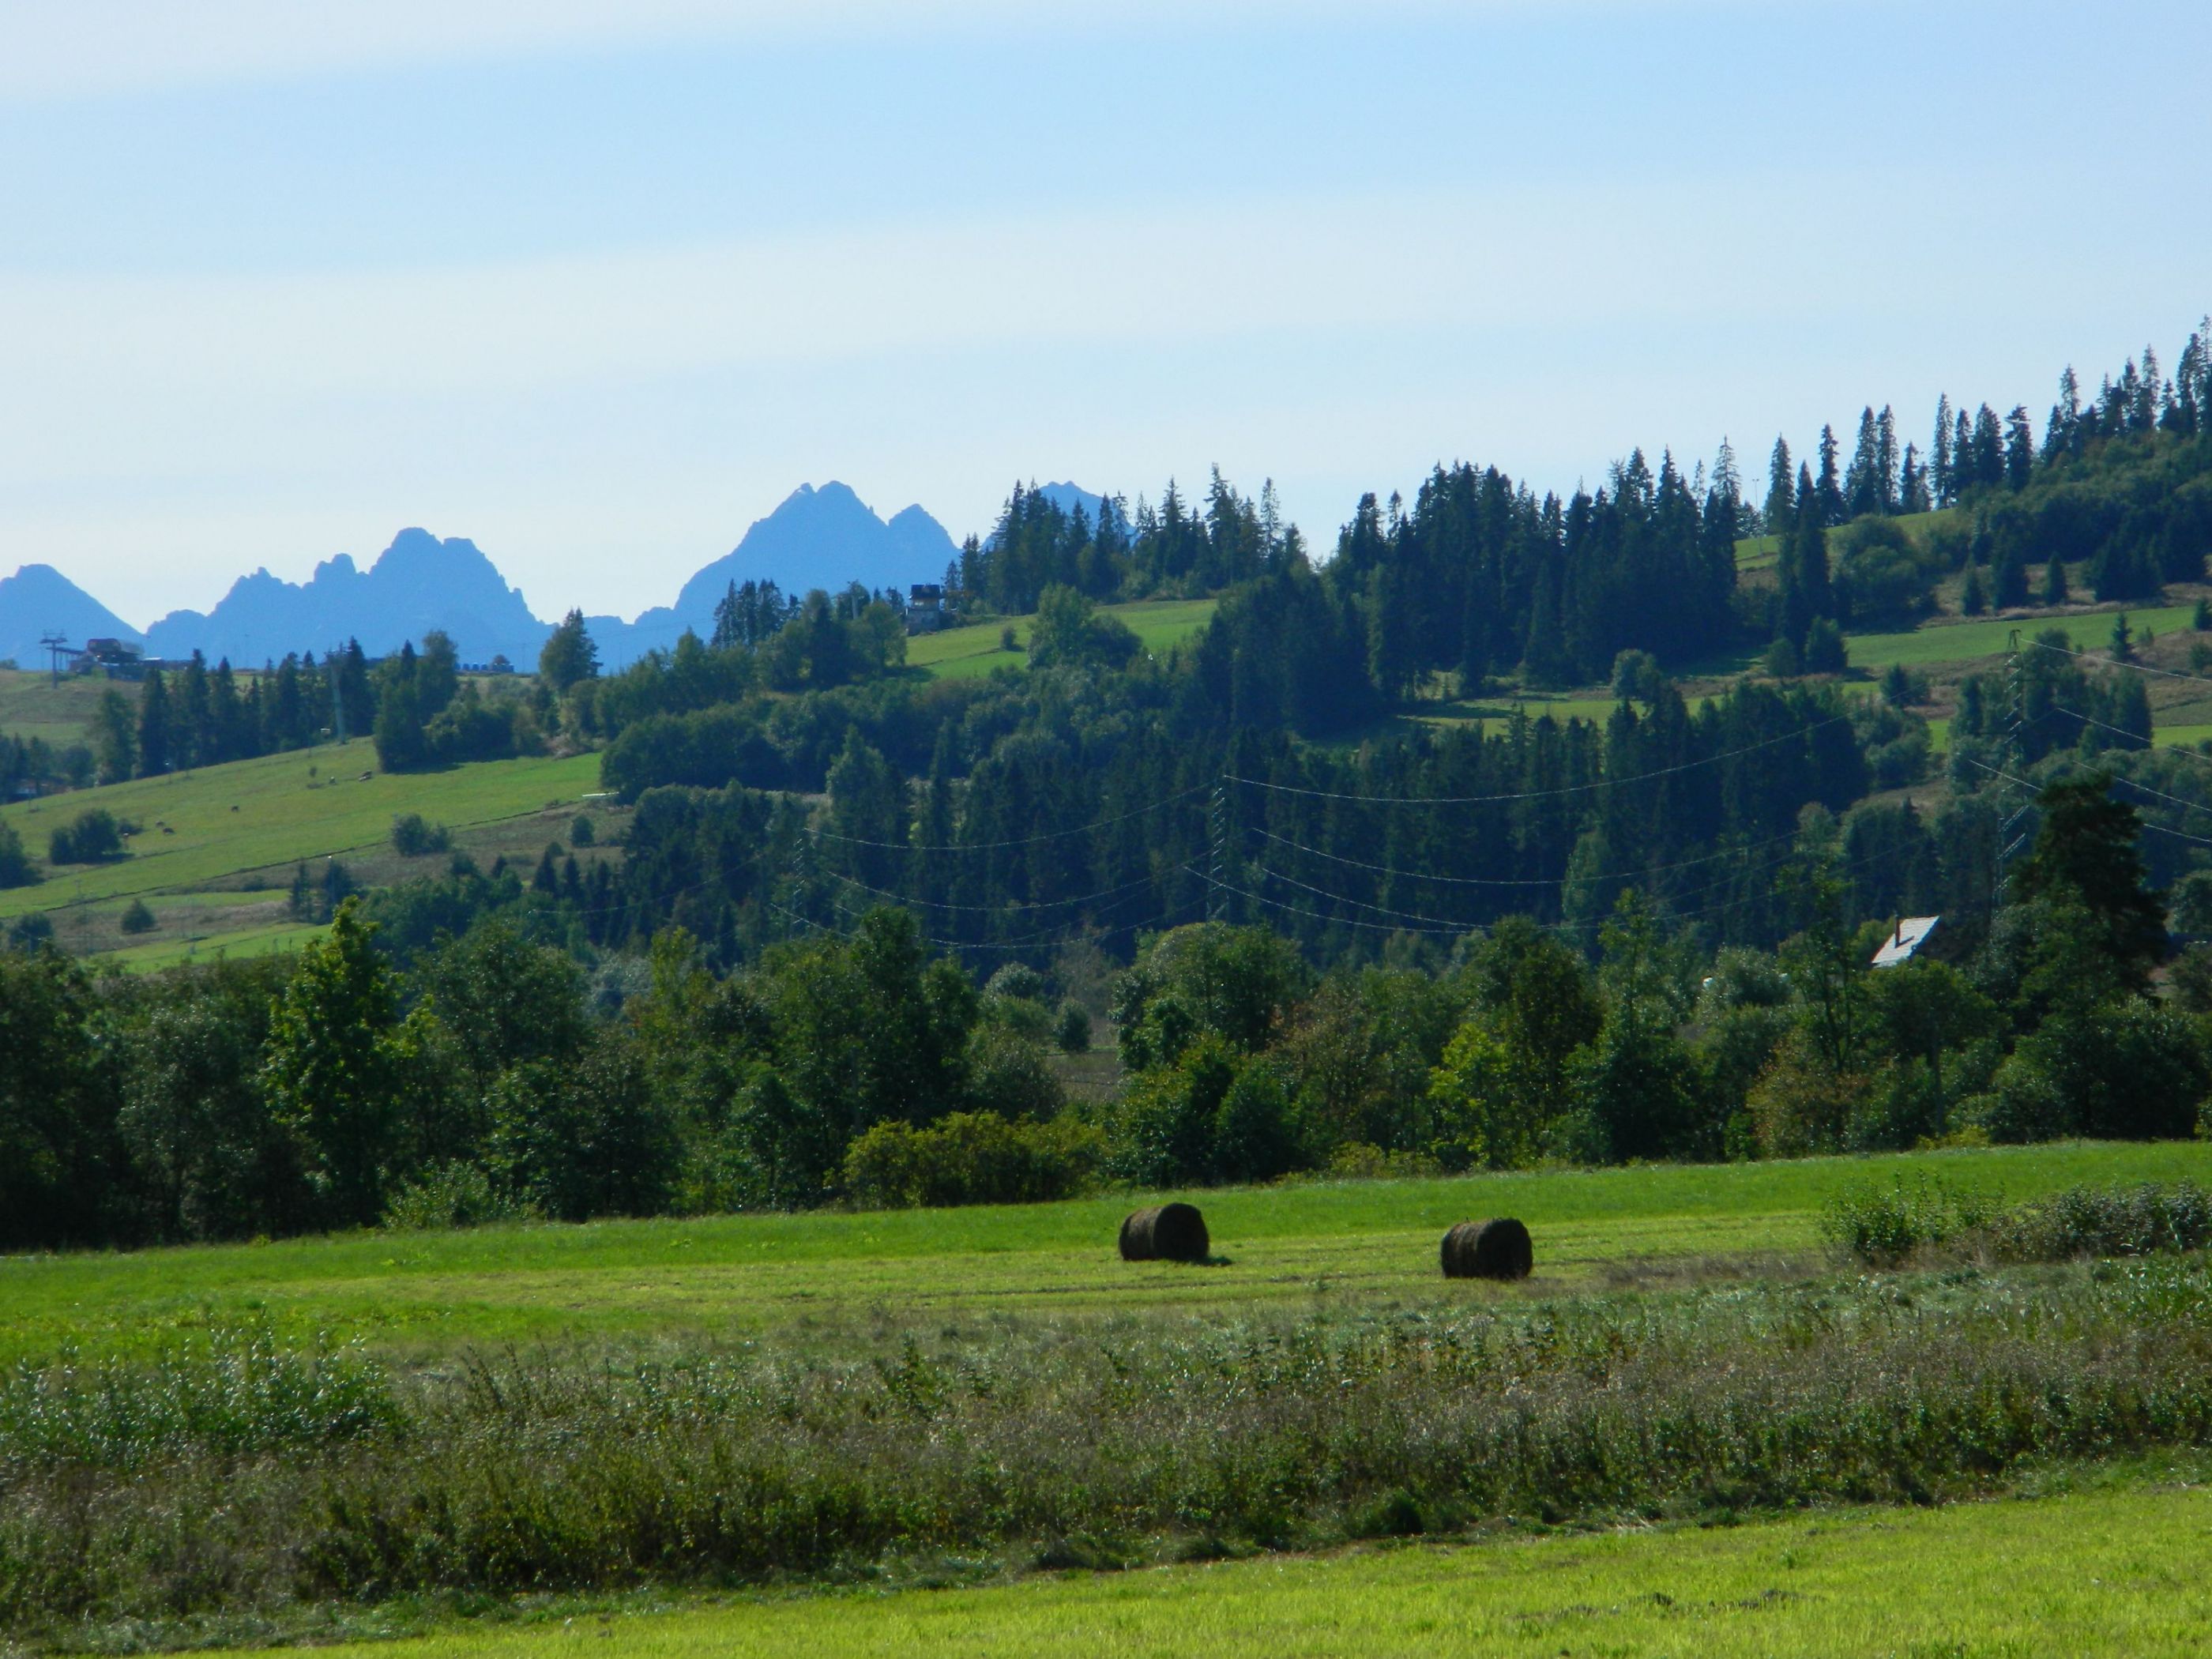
[
  {"left": 1441, "top": 1217, "right": 1533, "bottom": 1281},
  {"left": 1119, "top": 1202, "right": 1210, "bottom": 1262}
]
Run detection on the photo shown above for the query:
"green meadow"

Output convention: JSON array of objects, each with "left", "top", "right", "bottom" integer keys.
[
  {"left": 223, "top": 1478, "right": 2212, "bottom": 1659},
  {"left": 0, "top": 740, "right": 604, "bottom": 933},
  {"left": 0, "top": 665, "right": 137, "bottom": 747},
  {"left": 905, "top": 598, "right": 1217, "bottom": 680},
  {"left": 7, "top": 1138, "right": 2204, "bottom": 1363}
]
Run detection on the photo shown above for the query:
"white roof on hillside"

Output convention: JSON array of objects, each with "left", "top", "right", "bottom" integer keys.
[{"left": 1871, "top": 916, "right": 1941, "bottom": 968}]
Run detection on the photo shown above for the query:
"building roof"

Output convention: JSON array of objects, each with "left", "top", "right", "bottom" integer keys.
[{"left": 1870, "top": 915, "right": 1941, "bottom": 968}]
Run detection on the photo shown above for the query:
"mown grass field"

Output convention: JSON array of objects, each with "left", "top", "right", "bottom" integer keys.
[
  {"left": 905, "top": 599, "right": 1217, "bottom": 680},
  {"left": 0, "top": 664, "right": 138, "bottom": 747},
  {"left": 8, "top": 1139, "right": 2204, "bottom": 1364},
  {"left": 222, "top": 1477, "right": 2212, "bottom": 1659},
  {"left": 0, "top": 741, "right": 608, "bottom": 961}
]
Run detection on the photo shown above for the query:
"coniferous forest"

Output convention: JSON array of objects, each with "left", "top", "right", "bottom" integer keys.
[{"left": 6, "top": 322, "right": 2212, "bottom": 1249}]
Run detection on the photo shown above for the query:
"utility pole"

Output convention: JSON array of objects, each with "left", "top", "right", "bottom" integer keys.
[
  {"left": 1207, "top": 780, "right": 1227, "bottom": 924},
  {"left": 40, "top": 633, "right": 71, "bottom": 687},
  {"left": 1996, "top": 628, "right": 2033, "bottom": 909}
]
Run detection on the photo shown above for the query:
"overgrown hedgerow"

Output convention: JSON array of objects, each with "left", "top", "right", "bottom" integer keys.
[{"left": 7, "top": 1262, "right": 2212, "bottom": 1638}]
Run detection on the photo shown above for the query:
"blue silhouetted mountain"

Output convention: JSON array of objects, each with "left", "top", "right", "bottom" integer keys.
[
  {"left": 143, "top": 529, "right": 551, "bottom": 667},
  {"left": 0, "top": 564, "right": 145, "bottom": 668},
  {"left": 587, "top": 483, "right": 960, "bottom": 667},
  {"left": 1033, "top": 481, "right": 1109, "bottom": 523}
]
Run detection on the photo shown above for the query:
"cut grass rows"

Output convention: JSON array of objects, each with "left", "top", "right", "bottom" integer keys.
[
  {"left": 7, "top": 1139, "right": 2205, "bottom": 1363},
  {"left": 216, "top": 1478, "right": 2212, "bottom": 1659}
]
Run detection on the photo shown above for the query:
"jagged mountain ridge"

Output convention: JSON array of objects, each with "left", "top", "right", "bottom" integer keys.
[
  {"left": 587, "top": 482, "right": 961, "bottom": 665},
  {"left": 0, "top": 564, "right": 145, "bottom": 669},
  {"left": 143, "top": 529, "right": 551, "bottom": 667},
  {"left": 4, "top": 483, "right": 996, "bottom": 673}
]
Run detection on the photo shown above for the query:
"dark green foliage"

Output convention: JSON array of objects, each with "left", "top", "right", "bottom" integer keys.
[
  {"left": 2011, "top": 773, "right": 2166, "bottom": 988},
  {"left": 371, "top": 676, "right": 428, "bottom": 771},
  {"left": 1828, "top": 1179, "right": 2212, "bottom": 1268},
  {"left": 118, "top": 898, "right": 156, "bottom": 935},
  {"left": 485, "top": 1037, "right": 677, "bottom": 1221},
  {"left": 1054, "top": 999, "right": 1093, "bottom": 1054},
  {"left": 258, "top": 899, "right": 401, "bottom": 1224},
  {"left": 1028, "top": 585, "right": 1139, "bottom": 671},
  {"left": 539, "top": 608, "right": 600, "bottom": 692},
  {"left": 1833, "top": 516, "right": 1943, "bottom": 621},
  {"left": 47, "top": 807, "right": 124, "bottom": 864},
  {"left": 389, "top": 812, "right": 450, "bottom": 856},
  {"left": 0, "top": 819, "right": 35, "bottom": 889},
  {"left": 0, "top": 948, "right": 118, "bottom": 1249},
  {"left": 1802, "top": 616, "right": 1848, "bottom": 674},
  {"left": 840, "top": 1112, "right": 1104, "bottom": 1207}
]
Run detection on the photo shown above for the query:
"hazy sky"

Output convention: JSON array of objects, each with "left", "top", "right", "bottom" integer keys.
[{"left": 2, "top": 0, "right": 2206, "bottom": 626}]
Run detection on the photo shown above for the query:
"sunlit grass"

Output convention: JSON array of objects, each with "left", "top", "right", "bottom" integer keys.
[
  {"left": 8, "top": 1139, "right": 2206, "bottom": 1363},
  {"left": 0, "top": 740, "right": 604, "bottom": 920},
  {"left": 213, "top": 1478, "right": 2212, "bottom": 1659}
]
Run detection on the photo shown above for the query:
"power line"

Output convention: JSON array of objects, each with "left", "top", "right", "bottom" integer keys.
[
  {"left": 1242, "top": 819, "right": 1821, "bottom": 890},
  {"left": 805, "top": 784, "right": 1207, "bottom": 852},
  {"left": 2026, "top": 636, "right": 2212, "bottom": 690},
  {"left": 1225, "top": 713, "right": 1850, "bottom": 806}
]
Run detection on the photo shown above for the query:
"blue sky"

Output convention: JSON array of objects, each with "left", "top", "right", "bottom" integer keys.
[{"left": 1, "top": 0, "right": 2206, "bottom": 625}]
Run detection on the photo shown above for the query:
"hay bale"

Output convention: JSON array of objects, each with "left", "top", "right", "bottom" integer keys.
[
  {"left": 1441, "top": 1217, "right": 1533, "bottom": 1281},
  {"left": 1119, "top": 1202, "right": 1210, "bottom": 1262}
]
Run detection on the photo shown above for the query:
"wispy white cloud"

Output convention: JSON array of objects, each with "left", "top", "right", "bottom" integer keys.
[{"left": 0, "top": 0, "right": 1778, "bottom": 99}]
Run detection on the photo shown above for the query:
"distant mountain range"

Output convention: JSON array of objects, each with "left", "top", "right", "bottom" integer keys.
[
  {"left": 0, "top": 564, "right": 144, "bottom": 669},
  {"left": 585, "top": 482, "right": 960, "bottom": 666},
  {"left": 142, "top": 529, "right": 549, "bottom": 668},
  {"left": 0, "top": 481, "right": 979, "bottom": 675}
]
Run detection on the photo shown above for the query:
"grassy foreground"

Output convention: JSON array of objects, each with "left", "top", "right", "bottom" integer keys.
[
  {"left": 6, "top": 1139, "right": 2207, "bottom": 1361},
  {"left": 216, "top": 1478, "right": 2212, "bottom": 1658}
]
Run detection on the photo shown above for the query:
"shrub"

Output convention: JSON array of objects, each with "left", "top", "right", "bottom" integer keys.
[
  {"left": 118, "top": 898, "right": 156, "bottom": 935},
  {"left": 382, "top": 1162, "right": 536, "bottom": 1231},
  {"left": 48, "top": 807, "right": 125, "bottom": 864},
  {"left": 0, "top": 818, "right": 36, "bottom": 888},
  {"left": 1823, "top": 1176, "right": 1996, "bottom": 1267},
  {"left": 1829, "top": 1179, "right": 2212, "bottom": 1268},
  {"left": 1054, "top": 999, "right": 1093, "bottom": 1054},
  {"left": 570, "top": 813, "right": 596, "bottom": 847},
  {"left": 964, "top": 1025, "right": 1066, "bottom": 1119},
  {"left": 841, "top": 1112, "right": 1104, "bottom": 1208},
  {"left": 389, "top": 813, "right": 451, "bottom": 856}
]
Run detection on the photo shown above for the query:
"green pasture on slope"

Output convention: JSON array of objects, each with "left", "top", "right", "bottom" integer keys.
[
  {"left": 0, "top": 741, "right": 604, "bottom": 920},
  {"left": 225, "top": 1480, "right": 2212, "bottom": 1658},
  {"left": 96, "top": 917, "right": 332, "bottom": 971},
  {"left": 6, "top": 1139, "right": 2205, "bottom": 1363},
  {"left": 0, "top": 665, "right": 137, "bottom": 746},
  {"left": 1838, "top": 601, "right": 2200, "bottom": 673},
  {"left": 905, "top": 599, "right": 1217, "bottom": 681}
]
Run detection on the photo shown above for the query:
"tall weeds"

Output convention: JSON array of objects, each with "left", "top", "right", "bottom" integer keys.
[
  {"left": 6, "top": 1267, "right": 2212, "bottom": 1640},
  {"left": 1826, "top": 1179, "right": 2212, "bottom": 1268}
]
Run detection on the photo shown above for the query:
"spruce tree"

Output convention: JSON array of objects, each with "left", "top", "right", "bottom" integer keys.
[
  {"left": 1765, "top": 435, "right": 1794, "bottom": 531},
  {"left": 136, "top": 667, "right": 170, "bottom": 776},
  {"left": 1815, "top": 424, "right": 1845, "bottom": 525},
  {"left": 1932, "top": 393, "right": 1954, "bottom": 504},
  {"left": 1961, "top": 562, "right": 1988, "bottom": 616},
  {"left": 2042, "top": 556, "right": 2069, "bottom": 606}
]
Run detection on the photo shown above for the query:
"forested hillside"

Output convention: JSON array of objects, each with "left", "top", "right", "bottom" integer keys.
[{"left": 8, "top": 322, "right": 2212, "bottom": 1250}]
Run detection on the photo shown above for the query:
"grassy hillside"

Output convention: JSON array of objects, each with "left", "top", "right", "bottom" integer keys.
[
  {"left": 0, "top": 664, "right": 135, "bottom": 747},
  {"left": 224, "top": 1480, "right": 2212, "bottom": 1657},
  {"left": 907, "top": 598, "right": 1217, "bottom": 680},
  {"left": 0, "top": 740, "right": 608, "bottom": 960},
  {"left": 8, "top": 1138, "right": 2202, "bottom": 1363}
]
